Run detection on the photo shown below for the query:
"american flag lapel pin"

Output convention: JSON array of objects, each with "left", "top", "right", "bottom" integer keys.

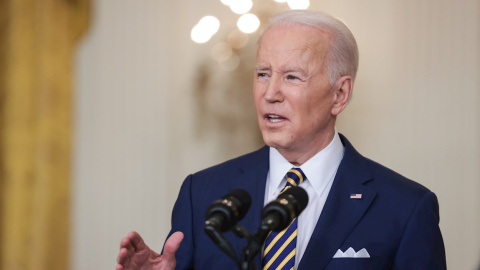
[{"left": 350, "top": 193, "right": 362, "bottom": 199}]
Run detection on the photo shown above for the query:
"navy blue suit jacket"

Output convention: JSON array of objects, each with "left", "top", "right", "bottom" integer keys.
[{"left": 167, "top": 135, "right": 446, "bottom": 269}]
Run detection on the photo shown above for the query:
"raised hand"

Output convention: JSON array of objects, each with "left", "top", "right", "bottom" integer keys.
[{"left": 116, "top": 231, "right": 184, "bottom": 270}]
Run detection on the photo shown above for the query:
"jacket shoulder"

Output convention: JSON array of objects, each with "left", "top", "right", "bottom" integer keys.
[
  {"left": 339, "top": 133, "right": 431, "bottom": 197},
  {"left": 191, "top": 145, "right": 269, "bottom": 179},
  {"left": 364, "top": 157, "right": 431, "bottom": 197}
]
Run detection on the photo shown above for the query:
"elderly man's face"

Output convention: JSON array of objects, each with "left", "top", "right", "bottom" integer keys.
[{"left": 253, "top": 24, "right": 339, "bottom": 164}]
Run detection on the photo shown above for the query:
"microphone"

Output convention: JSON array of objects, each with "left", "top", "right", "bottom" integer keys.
[
  {"left": 261, "top": 186, "right": 309, "bottom": 232},
  {"left": 205, "top": 189, "right": 252, "bottom": 264},
  {"left": 239, "top": 186, "right": 309, "bottom": 268},
  {"left": 205, "top": 189, "right": 252, "bottom": 232}
]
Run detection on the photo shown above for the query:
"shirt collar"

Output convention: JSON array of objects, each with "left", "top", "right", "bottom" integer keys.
[{"left": 268, "top": 130, "right": 345, "bottom": 196}]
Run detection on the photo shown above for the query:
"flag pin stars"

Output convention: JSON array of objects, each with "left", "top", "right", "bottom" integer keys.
[{"left": 350, "top": 194, "right": 362, "bottom": 199}]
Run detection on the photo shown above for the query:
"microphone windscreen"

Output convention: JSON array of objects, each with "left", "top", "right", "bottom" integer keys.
[
  {"left": 279, "top": 186, "right": 309, "bottom": 215},
  {"left": 222, "top": 189, "right": 252, "bottom": 220}
]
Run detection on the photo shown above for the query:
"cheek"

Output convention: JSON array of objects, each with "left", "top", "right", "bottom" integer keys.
[
  {"left": 253, "top": 83, "right": 262, "bottom": 99},
  {"left": 310, "top": 88, "right": 334, "bottom": 110},
  {"left": 298, "top": 94, "right": 332, "bottom": 125},
  {"left": 253, "top": 87, "right": 261, "bottom": 107}
]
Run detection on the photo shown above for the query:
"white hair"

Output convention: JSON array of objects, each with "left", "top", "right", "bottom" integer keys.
[{"left": 267, "top": 10, "right": 359, "bottom": 85}]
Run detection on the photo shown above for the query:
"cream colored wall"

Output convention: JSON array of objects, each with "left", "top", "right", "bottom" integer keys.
[{"left": 73, "top": 0, "right": 480, "bottom": 269}]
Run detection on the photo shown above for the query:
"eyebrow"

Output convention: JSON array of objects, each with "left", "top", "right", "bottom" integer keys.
[
  {"left": 284, "top": 67, "right": 308, "bottom": 76},
  {"left": 255, "top": 66, "right": 305, "bottom": 72},
  {"left": 255, "top": 66, "right": 270, "bottom": 71},
  {"left": 255, "top": 66, "right": 309, "bottom": 77}
]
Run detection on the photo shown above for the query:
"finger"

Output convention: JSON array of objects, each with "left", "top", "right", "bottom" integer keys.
[
  {"left": 162, "top": 231, "right": 184, "bottom": 261},
  {"left": 128, "top": 231, "right": 147, "bottom": 251},
  {"left": 119, "top": 237, "right": 132, "bottom": 253},
  {"left": 118, "top": 235, "right": 136, "bottom": 268},
  {"left": 117, "top": 247, "right": 130, "bottom": 265},
  {"left": 120, "top": 236, "right": 135, "bottom": 256}
]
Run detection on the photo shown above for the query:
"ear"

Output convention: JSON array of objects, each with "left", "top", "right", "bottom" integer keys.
[{"left": 331, "top": 75, "right": 353, "bottom": 116}]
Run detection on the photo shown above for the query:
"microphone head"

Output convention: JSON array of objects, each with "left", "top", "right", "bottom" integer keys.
[
  {"left": 262, "top": 186, "right": 309, "bottom": 231},
  {"left": 205, "top": 189, "right": 252, "bottom": 232},
  {"left": 222, "top": 189, "right": 251, "bottom": 220},
  {"left": 278, "top": 186, "right": 309, "bottom": 216}
]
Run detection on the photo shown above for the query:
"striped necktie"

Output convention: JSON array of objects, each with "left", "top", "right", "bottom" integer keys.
[{"left": 262, "top": 167, "right": 306, "bottom": 270}]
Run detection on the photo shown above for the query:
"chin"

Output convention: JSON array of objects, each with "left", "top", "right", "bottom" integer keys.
[{"left": 261, "top": 132, "right": 288, "bottom": 149}]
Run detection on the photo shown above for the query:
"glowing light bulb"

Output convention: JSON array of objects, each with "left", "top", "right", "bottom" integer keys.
[
  {"left": 191, "top": 16, "right": 220, "bottom": 44},
  {"left": 198, "top": 16, "right": 220, "bottom": 35},
  {"left": 287, "top": 0, "right": 310, "bottom": 9},
  {"left": 237, "top": 13, "right": 260, "bottom": 34},
  {"left": 191, "top": 25, "right": 211, "bottom": 43},
  {"left": 230, "top": 0, "right": 253, "bottom": 14}
]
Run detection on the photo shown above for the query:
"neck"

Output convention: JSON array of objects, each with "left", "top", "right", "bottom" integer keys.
[{"left": 278, "top": 129, "right": 336, "bottom": 166}]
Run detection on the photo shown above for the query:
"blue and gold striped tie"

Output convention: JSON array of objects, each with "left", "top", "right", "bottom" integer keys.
[{"left": 262, "top": 168, "right": 306, "bottom": 270}]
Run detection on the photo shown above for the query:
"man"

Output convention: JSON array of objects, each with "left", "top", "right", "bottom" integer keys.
[{"left": 116, "top": 10, "right": 446, "bottom": 270}]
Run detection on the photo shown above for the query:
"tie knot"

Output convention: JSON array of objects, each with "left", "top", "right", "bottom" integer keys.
[{"left": 283, "top": 168, "right": 306, "bottom": 191}]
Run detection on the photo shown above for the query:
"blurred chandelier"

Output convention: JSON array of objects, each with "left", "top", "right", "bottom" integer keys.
[
  {"left": 191, "top": 0, "right": 310, "bottom": 70},
  {"left": 191, "top": 0, "right": 310, "bottom": 43}
]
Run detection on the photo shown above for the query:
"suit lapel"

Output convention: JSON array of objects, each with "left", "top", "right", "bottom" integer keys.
[
  {"left": 228, "top": 146, "right": 270, "bottom": 267},
  {"left": 299, "top": 135, "right": 377, "bottom": 269}
]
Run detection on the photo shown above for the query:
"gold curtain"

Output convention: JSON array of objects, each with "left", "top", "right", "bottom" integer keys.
[{"left": 0, "top": 0, "right": 89, "bottom": 269}]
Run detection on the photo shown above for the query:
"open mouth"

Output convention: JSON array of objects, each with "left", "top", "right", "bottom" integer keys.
[{"left": 266, "top": 114, "right": 286, "bottom": 123}]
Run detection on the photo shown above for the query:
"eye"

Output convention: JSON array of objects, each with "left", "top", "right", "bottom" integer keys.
[
  {"left": 286, "top": 75, "right": 300, "bottom": 81},
  {"left": 257, "top": 72, "right": 270, "bottom": 80}
]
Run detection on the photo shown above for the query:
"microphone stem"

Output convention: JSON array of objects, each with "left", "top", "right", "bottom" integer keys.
[
  {"left": 240, "top": 223, "right": 272, "bottom": 270},
  {"left": 204, "top": 225, "right": 240, "bottom": 264}
]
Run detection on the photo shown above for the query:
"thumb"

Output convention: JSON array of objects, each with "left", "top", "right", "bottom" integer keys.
[{"left": 162, "top": 231, "right": 184, "bottom": 261}]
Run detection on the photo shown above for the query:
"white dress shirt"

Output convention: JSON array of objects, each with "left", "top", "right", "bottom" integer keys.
[{"left": 264, "top": 131, "right": 345, "bottom": 268}]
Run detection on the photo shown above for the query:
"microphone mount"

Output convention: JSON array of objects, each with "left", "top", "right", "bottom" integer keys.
[{"left": 204, "top": 187, "right": 309, "bottom": 270}]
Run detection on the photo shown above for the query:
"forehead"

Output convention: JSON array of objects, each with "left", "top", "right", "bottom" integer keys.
[{"left": 256, "top": 24, "right": 331, "bottom": 68}]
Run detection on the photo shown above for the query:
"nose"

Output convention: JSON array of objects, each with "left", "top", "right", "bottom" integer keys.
[{"left": 264, "top": 75, "right": 284, "bottom": 103}]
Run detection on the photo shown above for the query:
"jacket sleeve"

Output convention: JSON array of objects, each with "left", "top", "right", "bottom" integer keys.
[
  {"left": 164, "top": 175, "right": 195, "bottom": 270},
  {"left": 393, "top": 191, "right": 446, "bottom": 269}
]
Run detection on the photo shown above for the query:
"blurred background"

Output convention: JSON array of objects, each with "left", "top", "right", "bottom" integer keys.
[{"left": 0, "top": 0, "right": 479, "bottom": 269}]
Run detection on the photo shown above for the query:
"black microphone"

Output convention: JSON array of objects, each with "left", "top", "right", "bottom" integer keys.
[
  {"left": 205, "top": 189, "right": 252, "bottom": 232},
  {"left": 261, "top": 186, "right": 309, "bottom": 232},
  {"left": 239, "top": 186, "right": 309, "bottom": 268}
]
